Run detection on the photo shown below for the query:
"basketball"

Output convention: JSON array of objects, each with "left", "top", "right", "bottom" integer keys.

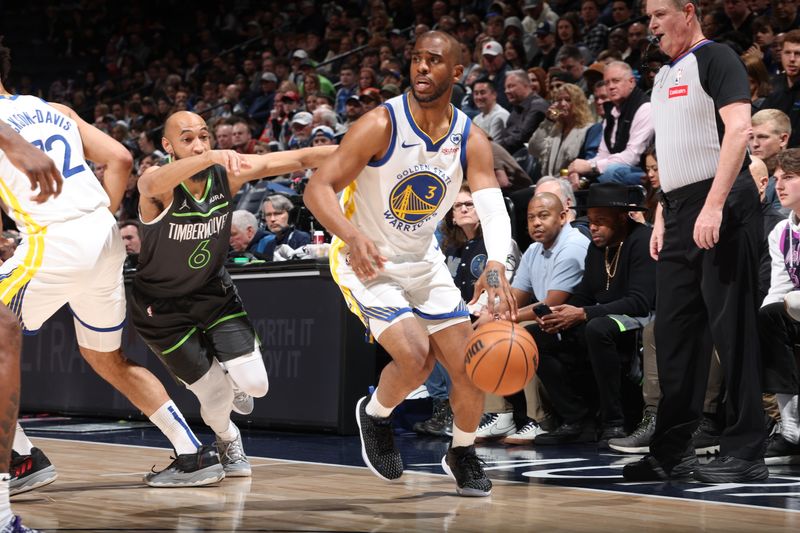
[{"left": 464, "top": 320, "right": 539, "bottom": 396}]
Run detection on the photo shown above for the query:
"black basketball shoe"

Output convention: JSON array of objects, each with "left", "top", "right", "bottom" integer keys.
[
  {"left": 144, "top": 444, "right": 225, "bottom": 487},
  {"left": 9, "top": 448, "right": 58, "bottom": 496},
  {"left": 622, "top": 453, "right": 698, "bottom": 482},
  {"left": 355, "top": 395, "right": 403, "bottom": 480},
  {"left": 442, "top": 445, "right": 492, "bottom": 497}
]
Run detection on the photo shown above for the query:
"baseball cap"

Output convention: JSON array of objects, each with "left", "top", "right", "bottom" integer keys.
[
  {"left": 346, "top": 94, "right": 364, "bottom": 104},
  {"left": 359, "top": 87, "right": 381, "bottom": 101},
  {"left": 482, "top": 40, "right": 503, "bottom": 57},
  {"left": 290, "top": 111, "right": 313, "bottom": 127},
  {"left": 583, "top": 62, "right": 605, "bottom": 87},
  {"left": 380, "top": 84, "right": 401, "bottom": 98},
  {"left": 504, "top": 17, "right": 523, "bottom": 33},
  {"left": 550, "top": 70, "right": 576, "bottom": 84},
  {"left": 311, "top": 125, "right": 335, "bottom": 140},
  {"left": 523, "top": 0, "right": 541, "bottom": 9},
  {"left": 291, "top": 49, "right": 309, "bottom": 60},
  {"left": 261, "top": 72, "right": 278, "bottom": 83},
  {"left": 281, "top": 91, "right": 300, "bottom": 102},
  {"left": 535, "top": 22, "right": 553, "bottom": 36}
]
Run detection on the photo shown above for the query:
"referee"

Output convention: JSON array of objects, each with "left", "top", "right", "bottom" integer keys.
[{"left": 623, "top": 0, "right": 767, "bottom": 482}]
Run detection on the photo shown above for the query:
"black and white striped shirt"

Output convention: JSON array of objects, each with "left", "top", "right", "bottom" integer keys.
[{"left": 651, "top": 40, "right": 750, "bottom": 193}]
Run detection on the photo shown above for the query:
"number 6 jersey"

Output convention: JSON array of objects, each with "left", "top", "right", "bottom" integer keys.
[
  {"left": 134, "top": 164, "right": 233, "bottom": 298},
  {"left": 0, "top": 95, "right": 108, "bottom": 234}
]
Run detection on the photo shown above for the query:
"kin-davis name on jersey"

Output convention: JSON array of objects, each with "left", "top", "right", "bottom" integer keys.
[
  {"left": 384, "top": 163, "right": 452, "bottom": 233},
  {"left": 4, "top": 109, "right": 72, "bottom": 133},
  {"left": 168, "top": 213, "right": 229, "bottom": 242}
]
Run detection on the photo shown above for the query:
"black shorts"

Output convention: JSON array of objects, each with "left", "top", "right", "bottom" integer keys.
[{"left": 131, "top": 271, "right": 256, "bottom": 384}]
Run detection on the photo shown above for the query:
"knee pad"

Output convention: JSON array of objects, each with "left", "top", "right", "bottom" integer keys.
[{"left": 222, "top": 344, "right": 269, "bottom": 398}]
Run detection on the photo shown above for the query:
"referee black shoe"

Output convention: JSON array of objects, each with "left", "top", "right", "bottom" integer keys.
[
  {"left": 355, "top": 395, "right": 403, "bottom": 481},
  {"left": 622, "top": 453, "right": 698, "bottom": 481},
  {"left": 442, "top": 445, "right": 492, "bottom": 497},
  {"left": 9, "top": 448, "right": 58, "bottom": 496},
  {"left": 765, "top": 433, "right": 800, "bottom": 465}
]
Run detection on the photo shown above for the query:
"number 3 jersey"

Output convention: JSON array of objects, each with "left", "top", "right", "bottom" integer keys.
[
  {"left": 0, "top": 95, "right": 108, "bottom": 234},
  {"left": 336, "top": 93, "right": 471, "bottom": 262},
  {"left": 135, "top": 164, "right": 232, "bottom": 298}
]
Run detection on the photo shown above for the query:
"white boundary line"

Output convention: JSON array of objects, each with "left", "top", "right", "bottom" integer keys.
[{"left": 34, "top": 436, "right": 800, "bottom": 515}]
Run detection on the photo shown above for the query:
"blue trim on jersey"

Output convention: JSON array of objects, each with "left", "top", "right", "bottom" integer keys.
[
  {"left": 413, "top": 301, "right": 470, "bottom": 320},
  {"left": 361, "top": 305, "right": 414, "bottom": 322},
  {"left": 0, "top": 94, "right": 20, "bottom": 100},
  {"left": 402, "top": 93, "right": 457, "bottom": 152},
  {"left": 460, "top": 117, "right": 471, "bottom": 177},
  {"left": 22, "top": 327, "right": 39, "bottom": 336},
  {"left": 68, "top": 305, "right": 126, "bottom": 332},
  {"left": 168, "top": 405, "right": 202, "bottom": 448},
  {"left": 368, "top": 103, "right": 397, "bottom": 167},
  {"left": 9, "top": 280, "right": 29, "bottom": 319},
  {"left": 669, "top": 39, "right": 712, "bottom": 66}
]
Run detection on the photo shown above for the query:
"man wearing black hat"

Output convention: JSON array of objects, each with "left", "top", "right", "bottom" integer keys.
[
  {"left": 532, "top": 183, "right": 656, "bottom": 444},
  {"left": 529, "top": 22, "right": 558, "bottom": 71}
]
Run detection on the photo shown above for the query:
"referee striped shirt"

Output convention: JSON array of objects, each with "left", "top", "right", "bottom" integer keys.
[{"left": 651, "top": 40, "right": 751, "bottom": 193}]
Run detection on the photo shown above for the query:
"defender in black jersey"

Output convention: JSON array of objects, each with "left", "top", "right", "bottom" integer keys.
[{"left": 133, "top": 111, "right": 334, "bottom": 478}]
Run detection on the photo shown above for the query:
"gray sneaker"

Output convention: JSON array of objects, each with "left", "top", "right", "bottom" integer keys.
[
  {"left": 216, "top": 427, "right": 252, "bottom": 477},
  {"left": 608, "top": 410, "right": 656, "bottom": 454},
  {"left": 232, "top": 389, "right": 254, "bottom": 415},
  {"left": 144, "top": 445, "right": 225, "bottom": 487}
]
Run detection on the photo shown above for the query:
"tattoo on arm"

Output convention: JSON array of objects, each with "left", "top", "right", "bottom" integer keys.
[{"left": 487, "top": 269, "right": 500, "bottom": 288}]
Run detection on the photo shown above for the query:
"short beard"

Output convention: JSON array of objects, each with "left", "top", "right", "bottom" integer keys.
[{"left": 411, "top": 80, "right": 451, "bottom": 104}]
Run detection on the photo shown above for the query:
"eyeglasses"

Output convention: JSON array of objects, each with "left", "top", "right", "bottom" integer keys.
[{"left": 453, "top": 201, "right": 475, "bottom": 210}]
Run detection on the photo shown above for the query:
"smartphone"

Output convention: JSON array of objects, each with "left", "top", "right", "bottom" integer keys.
[{"left": 533, "top": 303, "right": 552, "bottom": 317}]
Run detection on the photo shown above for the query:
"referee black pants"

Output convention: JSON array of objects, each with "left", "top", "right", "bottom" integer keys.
[{"left": 651, "top": 173, "right": 766, "bottom": 466}]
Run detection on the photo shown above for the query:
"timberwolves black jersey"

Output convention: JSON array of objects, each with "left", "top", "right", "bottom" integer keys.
[{"left": 135, "top": 164, "right": 232, "bottom": 298}]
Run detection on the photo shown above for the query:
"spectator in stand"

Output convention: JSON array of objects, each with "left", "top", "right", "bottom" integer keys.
[
  {"left": 762, "top": 29, "right": 800, "bottom": 148},
  {"left": 343, "top": 94, "right": 366, "bottom": 131},
  {"left": 481, "top": 40, "right": 512, "bottom": 110},
  {"left": 359, "top": 67, "right": 378, "bottom": 92},
  {"left": 530, "top": 22, "right": 559, "bottom": 71},
  {"left": 528, "top": 66, "right": 550, "bottom": 100},
  {"left": 359, "top": 88, "right": 382, "bottom": 112},
  {"left": 119, "top": 220, "right": 142, "bottom": 271},
  {"left": 288, "top": 111, "right": 314, "bottom": 149},
  {"left": 722, "top": 0, "right": 756, "bottom": 48},
  {"left": 591, "top": 80, "right": 610, "bottom": 122},
  {"left": 580, "top": 0, "right": 610, "bottom": 59},
  {"left": 744, "top": 54, "right": 772, "bottom": 112},
  {"left": 529, "top": 83, "right": 603, "bottom": 181},
  {"left": 490, "top": 142, "right": 535, "bottom": 192},
  {"left": 310, "top": 125, "right": 336, "bottom": 147},
  {"left": 772, "top": 0, "right": 800, "bottom": 33},
  {"left": 557, "top": 45, "right": 590, "bottom": 94},
  {"left": 231, "top": 117, "right": 257, "bottom": 154},
  {"left": 751, "top": 109, "right": 793, "bottom": 211},
  {"left": 568, "top": 61, "right": 653, "bottom": 185},
  {"left": 247, "top": 72, "right": 277, "bottom": 125},
  {"left": 335, "top": 66, "right": 358, "bottom": 118},
  {"left": 496, "top": 70, "right": 548, "bottom": 155},
  {"left": 504, "top": 37, "right": 528, "bottom": 70},
  {"left": 260, "top": 195, "right": 311, "bottom": 260},
  {"left": 555, "top": 12, "right": 592, "bottom": 65},
  {"left": 229, "top": 210, "right": 274, "bottom": 261},
  {"left": 472, "top": 78, "right": 510, "bottom": 141},
  {"left": 626, "top": 22, "right": 649, "bottom": 70},
  {"left": 522, "top": 0, "right": 561, "bottom": 36}
]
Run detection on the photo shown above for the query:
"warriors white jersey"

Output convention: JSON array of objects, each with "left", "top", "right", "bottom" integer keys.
[
  {"left": 338, "top": 93, "right": 471, "bottom": 261},
  {"left": 0, "top": 95, "right": 108, "bottom": 235}
]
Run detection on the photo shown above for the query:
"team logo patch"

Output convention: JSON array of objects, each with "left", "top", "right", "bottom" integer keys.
[
  {"left": 470, "top": 254, "right": 487, "bottom": 278},
  {"left": 386, "top": 171, "right": 447, "bottom": 229},
  {"left": 668, "top": 85, "right": 688, "bottom": 99},
  {"left": 450, "top": 132, "right": 462, "bottom": 145}
]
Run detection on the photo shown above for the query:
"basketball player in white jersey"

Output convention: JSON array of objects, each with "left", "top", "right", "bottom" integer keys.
[
  {"left": 0, "top": 116, "right": 61, "bottom": 533},
  {"left": 0, "top": 39, "right": 225, "bottom": 516},
  {"left": 305, "top": 31, "right": 517, "bottom": 497}
]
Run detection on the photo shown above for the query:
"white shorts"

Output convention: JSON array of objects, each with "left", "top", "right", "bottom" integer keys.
[
  {"left": 330, "top": 239, "right": 469, "bottom": 340},
  {"left": 0, "top": 208, "right": 126, "bottom": 351}
]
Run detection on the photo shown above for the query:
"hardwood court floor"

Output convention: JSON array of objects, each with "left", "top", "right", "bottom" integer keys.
[{"left": 12, "top": 437, "right": 800, "bottom": 533}]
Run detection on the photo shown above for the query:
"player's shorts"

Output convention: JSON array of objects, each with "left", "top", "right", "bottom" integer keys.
[
  {"left": 330, "top": 239, "right": 470, "bottom": 340},
  {"left": 130, "top": 269, "right": 257, "bottom": 385},
  {"left": 0, "top": 208, "right": 126, "bottom": 351}
]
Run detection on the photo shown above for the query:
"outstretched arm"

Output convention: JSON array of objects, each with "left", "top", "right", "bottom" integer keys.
[
  {"left": 0, "top": 119, "right": 62, "bottom": 203},
  {"left": 50, "top": 103, "right": 133, "bottom": 213},
  {"left": 228, "top": 145, "right": 337, "bottom": 195}
]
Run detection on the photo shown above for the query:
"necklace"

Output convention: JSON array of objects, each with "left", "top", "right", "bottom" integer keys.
[{"left": 604, "top": 241, "right": 624, "bottom": 290}]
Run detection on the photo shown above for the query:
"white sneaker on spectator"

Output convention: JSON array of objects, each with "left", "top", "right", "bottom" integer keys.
[
  {"left": 475, "top": 412, "right": 516, "bottom": 442},
  {"left": 405, "top": 385, "right": 430, "bottom": 400},
  {"left": 502, "top": 420, "right": 548, "bottom": 445}
]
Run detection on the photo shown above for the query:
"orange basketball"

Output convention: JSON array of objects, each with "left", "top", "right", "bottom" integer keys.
[{"left": 464, "top": 320, "right": 539, "bottom": 396}]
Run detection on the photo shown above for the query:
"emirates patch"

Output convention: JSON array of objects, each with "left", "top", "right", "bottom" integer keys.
[{"left": 669, "top": 85, "right": 688, "bottom": 98}]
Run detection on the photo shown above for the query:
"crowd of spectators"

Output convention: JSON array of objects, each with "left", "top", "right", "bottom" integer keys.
[{"left": 2, "top": 0, "right": 800, "bottom": 459}]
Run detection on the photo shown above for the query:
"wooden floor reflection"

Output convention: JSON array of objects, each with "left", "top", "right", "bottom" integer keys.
[{"left": 12, "top": 438, "right": 800, "bottom": 532}]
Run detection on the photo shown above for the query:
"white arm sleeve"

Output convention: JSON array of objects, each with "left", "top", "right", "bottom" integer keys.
[{"left": 471, "top": 187, "right": 512, "bottom": 264}]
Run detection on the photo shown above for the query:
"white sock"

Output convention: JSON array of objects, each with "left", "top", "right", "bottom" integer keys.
[
  {"left": 149, "top": 401, "right": 202, "bottom": 455},
  {"left": 777, "top": 393, "right": 800, "bottom": 444},
  {"left": 217, "top": 420, "right": 239, "bottom": 443},
  {"left": 0, "top": 474, "right": 11, "bottom": 531},
  {"left": 366, "top": 388, "right": 394, "bottom": 418},
  {"left": 12, "top": 423, "right": 33, "bottom": 455},
  {"left": 451, "top": 423, "right": 476, "bottom": 448}
]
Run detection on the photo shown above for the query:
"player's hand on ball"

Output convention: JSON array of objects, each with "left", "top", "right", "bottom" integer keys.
[
  {"left": 471, "top": 261, "right": 517, "bottom": 321},
  {"left": 349, "top": 233, "right": 387, "bottom": 281}
]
